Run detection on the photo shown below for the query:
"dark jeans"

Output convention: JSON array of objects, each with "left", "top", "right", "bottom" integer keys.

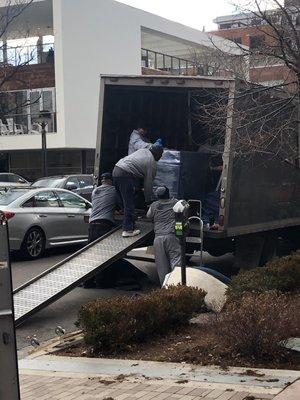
[
  {"left": 114, "top": 176, "right": 136, "bottom": 231},
  {"left": 88, "top": 219, "right": 115, "bottom": 243},
  {"left": 202, "top": 191, "right": 220, "bottom": 225}
]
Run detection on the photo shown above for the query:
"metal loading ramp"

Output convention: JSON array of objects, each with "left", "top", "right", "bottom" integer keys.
[{"left": 13, "top": 222, "right": 153, "bottom": 326}]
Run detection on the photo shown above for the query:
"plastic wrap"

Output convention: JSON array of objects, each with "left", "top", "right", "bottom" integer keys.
[{"left": 153, "top": 150, "right": 181, "bottom": 198}]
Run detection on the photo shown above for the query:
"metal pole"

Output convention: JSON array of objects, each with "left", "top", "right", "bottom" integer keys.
[
  {"left": 180, "top": 237, "right": 186, "bottom": 285},
  {"left": 41, "top": 122, "right": 47, "bottom": 177},
  {"left": 0, "top": 212, "right": 21, "bottom": 400}
]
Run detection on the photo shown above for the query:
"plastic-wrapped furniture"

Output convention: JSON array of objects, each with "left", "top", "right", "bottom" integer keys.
[{"left": 153, "top": 150, "right": 181, "bottom": 198}]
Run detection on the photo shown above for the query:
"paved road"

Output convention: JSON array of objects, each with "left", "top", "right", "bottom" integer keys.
[{"left": 12, "top": 247, "right": 235, "bottom": 351}]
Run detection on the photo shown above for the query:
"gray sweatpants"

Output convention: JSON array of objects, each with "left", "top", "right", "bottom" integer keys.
[{"left": 154, "top": 234, "right": 181, "bottom": 285}]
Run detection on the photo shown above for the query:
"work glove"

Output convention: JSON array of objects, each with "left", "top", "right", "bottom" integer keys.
[{"left": 154, "top": 138, "right": 163, "bottom": 146}]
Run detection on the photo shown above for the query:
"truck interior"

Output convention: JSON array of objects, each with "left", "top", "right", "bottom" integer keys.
[{"left": 99, "top": 84, "right": 228, "bottom": 218}]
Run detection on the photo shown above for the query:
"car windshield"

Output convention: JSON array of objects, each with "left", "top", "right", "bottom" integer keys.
[
  {"left": 0, "top": 189, "right": 29, "bottom": 205},
  {"left": 32, "top": 178, "right": 65, "bottom": 188}
]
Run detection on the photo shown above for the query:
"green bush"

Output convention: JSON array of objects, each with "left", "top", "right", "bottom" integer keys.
[
  {"left": 77, "top": 285, "right": 206, "bottom": 353},
  {"left": 216, "top": 291, "right": 300, "bottom": 359},
  {"left": 228, "top": 251, "right": 300, "bottom": 300}
]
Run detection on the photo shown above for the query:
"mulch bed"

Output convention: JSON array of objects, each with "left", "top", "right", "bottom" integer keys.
[{"left": 58, "top": 314, "right": 300, "bottom": 370}]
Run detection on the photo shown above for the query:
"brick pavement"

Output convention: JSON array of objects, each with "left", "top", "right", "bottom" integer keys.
[{"left": 19, "top": 373, "right": 276, "bottom": 400}]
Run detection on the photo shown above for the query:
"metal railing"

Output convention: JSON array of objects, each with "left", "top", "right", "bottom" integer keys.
[
  {"left": 0, "top": 43, "right": 54, "bottom": 67},
  {"left": 141, "top": 48, "right": 198, "bottom": 75},
  {"left": 0, "top": 112, "right": 57, "bottom": 136}
]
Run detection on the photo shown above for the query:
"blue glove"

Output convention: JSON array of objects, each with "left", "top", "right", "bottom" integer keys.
[{"left": 154, "top": 138, "right": 163, "bottom": 146}]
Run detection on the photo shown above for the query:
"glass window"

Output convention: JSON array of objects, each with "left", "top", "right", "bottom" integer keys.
[
  {"left": 78, "top": 175, "right": 93, "bottom": 189},
  {"left": 57, "top": 191, "right": 86, "bottom": 208},
  {"left": 8, "top": 174, "right": 27, "bottom": 183},
  {"left": 34, "top": 191, "right": 59, "bottom": 207},
  {"left": 22, "top": 197, "right": 35, "bottom": 208},
  {"left": 249, "top": 35, "right": 265, "bottom": 49},
  {"left": 64, "top": 176, "right": 79, "bottom": 189},
  {"left": 0, "top": 174, "right": 9, "bottom": 182},
  {"left": 0, "top": 189, "right": 29, "bottom": 205},
  {"left": 32, "top": 177, "right": 65, "bottom": 188}
]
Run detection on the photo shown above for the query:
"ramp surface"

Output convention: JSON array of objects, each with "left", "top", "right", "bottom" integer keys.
[{"left": 14, "top": 222, "right": 153, "bottom": 326}]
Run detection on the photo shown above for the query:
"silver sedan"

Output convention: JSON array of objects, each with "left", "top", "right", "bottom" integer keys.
[{"left": 0, "top": 187, "right": 91, "bottom": 259}]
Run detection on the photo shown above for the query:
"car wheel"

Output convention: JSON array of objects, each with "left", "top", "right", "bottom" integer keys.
[{"left": 21, "top": 227, "right": 45, "bottom": 260}]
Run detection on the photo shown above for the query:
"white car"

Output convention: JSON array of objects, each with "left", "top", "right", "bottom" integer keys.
[{"left": 0, "top": 187, "right": 91, "bottom": 259}]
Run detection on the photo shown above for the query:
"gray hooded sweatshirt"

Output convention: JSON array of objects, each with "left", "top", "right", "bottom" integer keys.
[{"left": 114, "top": 148, "right": 157, "bottom": 202}]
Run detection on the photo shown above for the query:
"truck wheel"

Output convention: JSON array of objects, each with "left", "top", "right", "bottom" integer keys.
[
  {"left": 234, "top": 234, "right": 265, "bottom": 270},
  {"left": 259, "top": 233, "right": 279, "bottom": 266}
]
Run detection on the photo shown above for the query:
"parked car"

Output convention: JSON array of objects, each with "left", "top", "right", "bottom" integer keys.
[
  {"left": 31, "top": 174, "right": 94, "bottom": 201},
  {"left": 0, "top": 173, "right": 29, "bottom": 187},
  {"left": 0, "top": 187, "right": 91, "bottom": 259}
]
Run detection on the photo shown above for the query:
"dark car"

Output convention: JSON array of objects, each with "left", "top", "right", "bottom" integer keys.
[{"left": 31, "top": 175, "right": 95, "bottom": 201}]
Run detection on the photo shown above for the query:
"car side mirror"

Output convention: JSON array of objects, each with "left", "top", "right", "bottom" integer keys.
[
  {"left": 85, "top": 203, "right": 91, "bottom": 210},
  {"left": 19, "top": 178, "right": 27, "bottom": 183},
  {"left": 66, "top": 183, "right": 78, "bottom": 191}
]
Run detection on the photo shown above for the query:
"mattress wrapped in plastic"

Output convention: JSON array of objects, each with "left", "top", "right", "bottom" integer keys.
[{"left": 153, "top": 150, "right": 181, "bottom": 198}]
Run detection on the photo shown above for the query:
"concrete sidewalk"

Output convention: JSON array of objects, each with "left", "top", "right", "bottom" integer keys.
[
  {"left": 19, "top": 371, "right": 276, "bottom": 400},
  {"left": 19, "top": 355, "right": 300, "bottom": 400}
]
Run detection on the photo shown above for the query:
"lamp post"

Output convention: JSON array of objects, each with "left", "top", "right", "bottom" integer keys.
[{"left": 36, "top": 110, "right": 51, "bottom": 177}]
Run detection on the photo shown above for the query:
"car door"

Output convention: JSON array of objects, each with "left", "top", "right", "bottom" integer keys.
[
  {"left": 77, "top": 175, "right": 94, "bottom": 201},
  {"left": 55, "top": 190, "right": 90, "bottom": 242},
  {"left": 31, "top": 190, "right": 66, "bottom": 245}
]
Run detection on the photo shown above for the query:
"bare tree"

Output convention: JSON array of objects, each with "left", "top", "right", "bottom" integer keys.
[
  {"left": 189, "top": 46, "right": 249, "bottom": 80},
  {"left": 192, "top": 0, "right": 300, "bottom": 166}
]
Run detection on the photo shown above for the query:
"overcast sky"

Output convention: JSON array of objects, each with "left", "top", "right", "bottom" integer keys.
[{"left": 118, "top": 0, "right": 237, "bottom": 31}]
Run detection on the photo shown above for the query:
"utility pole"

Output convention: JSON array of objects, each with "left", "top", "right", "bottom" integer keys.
[{"left": 0, "top": 212, "right": 20, "bottom": 400}]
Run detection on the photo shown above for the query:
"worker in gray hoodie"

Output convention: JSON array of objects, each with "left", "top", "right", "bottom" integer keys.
[
  {"left": 113, "top": 144, "right": 163, "bottom": 237},
  {"left": 147, "top": 186, "right": 181, "bottom": 285}
]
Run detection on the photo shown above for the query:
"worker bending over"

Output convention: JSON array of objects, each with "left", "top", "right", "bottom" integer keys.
[
  {"left": 113, "top": 144, "right": 163, "bottom": 237},
  {"left": 88, "top": 172, "right": 120, "bottom": 242},
  {"left": 147, "top": 186, "right": 181, "bottom": 285}
]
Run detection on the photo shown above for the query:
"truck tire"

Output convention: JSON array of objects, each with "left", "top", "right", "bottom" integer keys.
[
  {"left": 259, "top": 233, "right": 279, "bottom": 266},
  {"left": 234, "top": 233, "right": 279, "bottom": 270},
  {"left": 234, "top": 234, "right": 265, "bottom": 270}
]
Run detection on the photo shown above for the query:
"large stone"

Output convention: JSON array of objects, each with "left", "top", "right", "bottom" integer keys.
[{"left": 163, "top": 267, "right": 228, "bottom": 312}]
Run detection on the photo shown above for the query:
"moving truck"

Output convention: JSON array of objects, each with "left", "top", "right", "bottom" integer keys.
[{"left": 94, "top": 75, "right": 300, "bottom": 268}]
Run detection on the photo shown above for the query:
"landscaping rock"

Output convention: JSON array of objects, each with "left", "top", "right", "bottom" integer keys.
[{"left": 163, "top": 267, "right": 227, "bottom": 312}]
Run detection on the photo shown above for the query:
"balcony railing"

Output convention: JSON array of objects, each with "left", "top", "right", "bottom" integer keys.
[
  {"left": 141, "top": 48, "right": 198, "bottom": 75},
  {"left": 0, "top": 112, "right": 57, "bottom": 136},
  {"left": 0, "top": 43, "right": 54, "bottom": 67}
]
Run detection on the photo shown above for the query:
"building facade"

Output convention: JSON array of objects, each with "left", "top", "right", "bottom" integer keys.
[
  {"left": 0, "top": 0, "right": 237, "bottom": 180},
  {"left": 211, "top": 2, "right": 298, "bottom": 88}
]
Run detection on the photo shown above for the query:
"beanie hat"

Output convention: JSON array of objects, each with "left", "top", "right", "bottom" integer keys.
[
  {"left": 156, "top": 186, "right": 170, "bottom": 199},
  {"left": 150, "top": 143, "right": 163, "bottom": 160}
]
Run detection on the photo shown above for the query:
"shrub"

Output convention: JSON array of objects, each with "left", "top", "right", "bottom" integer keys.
[
  {"left": 228, "top": 251, "right": 300, "bottom": 300},
  {"left": 77, "top": 285, "right": 206, "bottom": 353},
  {"left": 215, "top": 291, "right": 300, "bottom": 360}
]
